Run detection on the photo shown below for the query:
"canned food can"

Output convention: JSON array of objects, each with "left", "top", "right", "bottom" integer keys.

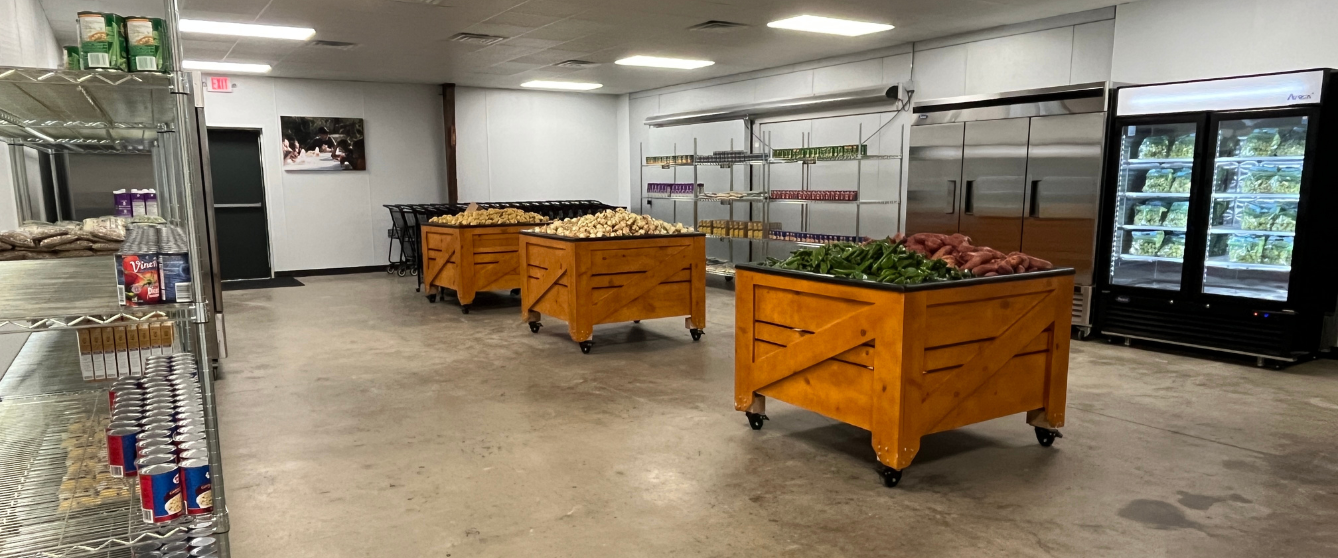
[
  {"left": 177, "top": 440, "right": 209, "bottom": 452},
  {"left": 110, "top": 388, "right": 143, "bottom": 408},
  {"left": 160, "top": 542, "right": 189, "bottom": 554},
  {"left": 108, "top": 420, "right": 141, "bottom": 431},
  {"left": 173, "top": 432, "right": 206, "bottom": 445},
  {"left": 64, "top": 45, "right": 81, "bottom": 69},
  {"left": 116, "top": 252, "right": 161, "bottom": 306},
  {"left": 143, "top": 422, "right": 176, "bottom": 437},
  {"left": 125, "top": 17, "right": 167, "bottom": 73},
  {"left": 179, "top": 449, "right": 209, "bottom": 460},
  {"left": 187, "top": 538, "right": 216, "bottom": 556},
  {"left": 157, "top": 532, "right": 189, "bottom": 545},
  {"left": 136, "top": 453, "right": 174, "bottom": 468},
  {"left": 138, "top": 462, "right": 184, "bottom": 523},
  {"left": 176, "top": 419, "right": 206, "bottom": 431},
  {"left": 145, "top": 403, "right": 177, "bottom": 413},
  {"left": 106, "top": 426, "right": 139, "bottom": 477},
  {"left": 145, "top": 409, "right": 177, "bottom": 422},
  {"left": 179, "top": 458, "right": 212, "bottom": 514},
  {"left": 160, "top": 250, "right": 193, "bottom": 303},
  {"left": 139, "top": 444, "right": 177, "bottom": 459},
  {"left": 176, "top": 425, "right": 207, "bottom": 437},
  {"left": 164, "top": 552, "right": 190, "bottom": 558},
  {"left": 78, "top": 12, "right": 126, "bottom": 71}
]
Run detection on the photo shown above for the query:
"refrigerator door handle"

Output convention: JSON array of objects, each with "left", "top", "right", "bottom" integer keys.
[
  {"left": 964, "top": 180, "right": 974, "bottom": 215},
  {"left": 1028, "top": 180, "right": 1041, "bottom": 218},
  {"left": 946, "top": 180, "right": 957, "bottom": 214}
]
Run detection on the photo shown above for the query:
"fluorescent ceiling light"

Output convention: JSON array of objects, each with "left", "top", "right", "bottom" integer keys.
[
  {"left": 768, "top": 15, "right": 894, "bottom": 36},
  {"left": 615, "top": 56, "right": 714, "bottom": 70},
  {"left": 179, "top": 19, "right": 315, "bottom": 40},
  {"left": 183, "top": 60, "right": 273, "bottom": 73},
  {"left": 521, "top": 80, "right": 603, "bottom": 91}
]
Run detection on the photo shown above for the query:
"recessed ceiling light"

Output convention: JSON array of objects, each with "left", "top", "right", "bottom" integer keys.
[
  {"left": 183, "top": 60, "right": 273, "bottom": 73},
  {"left": 521, "top": 80, "right": 603, "bottom": 91},
  {"left": 767, "top": 15, "right": 894, "bottom": 37},
  {"left": 615, "top": 56, "right": 714, "bottom": 70},
  {"left": 179, "top": 19, "right": 315, "bottom": 40}
]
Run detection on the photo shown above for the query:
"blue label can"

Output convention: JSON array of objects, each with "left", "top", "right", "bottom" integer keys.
[
  {"left": 180, "top": 458, "right": 212, "bottom": 515},
  {"left": 159, "top": 251, "right": 192, "bottom": 303},
  {"left": 106, "top": 426, "right": 139, "bottom": 477},
  {"left": 138, "top": 462, "right": 184, "bottom": 523}
]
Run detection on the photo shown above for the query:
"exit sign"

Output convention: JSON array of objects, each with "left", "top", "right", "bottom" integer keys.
[{"left": 206, "top": 76, "right": 232, "bottom": 93}]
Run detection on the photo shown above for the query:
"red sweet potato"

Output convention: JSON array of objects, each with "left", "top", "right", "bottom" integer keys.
[
  {"left": 984, "top": 272, "right": 998, "bottom": 277},
  {"left": 973, "top": 262, "right": 1000, "bottom": 275},
  {"left": 932, "top": 245, "right": 955, "bottom": 260},
  {"left": 961, "top": 252, "right": 995, "bottom": 271},
  {"left": 1027, "top": 255, "right": 1053, "bottom": 270},
  {"left": 945, "top": 233, "right": 971, "bottom": 247},
  {"left": 996, "top": 262, "right": 1014, "bottom": 275}
]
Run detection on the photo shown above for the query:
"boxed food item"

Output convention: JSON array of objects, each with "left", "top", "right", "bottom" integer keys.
[
  {"left": 1262, "top": 236, "right": 1294, "bottom": 266},
  {"left": 1133, "top": 202, "right": 1168, "bottom": 226},
  {"left": 1157, "top": 234, "right": 1186, "bottom": 259},
  {"left": 1128, "top": 231, "right": 1165, "bottom": 256},
  {"left": 1170, "top": 134, "right": 1196, "bottom": 158},
  {"left": 1138, "top": 136, "right": 1170, "bottom": 159},
  {"left": 1170, "top": 169, "right": 1193, "bottom": 193},
  {"left": 1240, "top": 128, "right": 1281, "bottom": 157},
  {"left": 1164, "top": 202, "right": 1190, "bottom": 228},
  {"left": 1227, "top": 234, "right": 1264, "bottom": 264},
  {"left": 1143, "top": 169, "right": 1174, "bottom": 193}
]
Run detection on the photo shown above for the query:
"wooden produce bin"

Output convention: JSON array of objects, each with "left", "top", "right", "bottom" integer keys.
[
  {"left": 733, "top": 263, "right": 1074, "bottom": 487},
  {"left": 519, "top": 231, "right": 708, "bottom": 353},
  {"left": 421, "top": 222, "right": 545, "bottom": 313}
]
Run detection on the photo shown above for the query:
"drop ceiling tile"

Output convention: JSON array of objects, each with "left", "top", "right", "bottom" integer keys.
[
  {"left": 521, "top": 18, "right": 609, "bottom": 40},
  {"left": 509, "top": 49, "right": 588, "bottom": 66},
  {"left": 226, "top": 41, "right": 304, "bottom": 60},
  {"left": 504, "top": 37, "right": 566, "bottom": 49},
  {"left": 554, "top": 35, "right": 625, "bottom": 52},
  {"left": 485, "top": 11, "right": 561, "bottom": 28},
  {"left": 473, "top": 61, "right": 546, "bottom": 75},
  {"left": 508, "top": 0, "right": 588, "bottom": 18},
  {"left": 464, "top": 22, "right": 537, "bottom": 38},
  {"left": 466, "top": 44, "right": 546, "bottom": 65}
]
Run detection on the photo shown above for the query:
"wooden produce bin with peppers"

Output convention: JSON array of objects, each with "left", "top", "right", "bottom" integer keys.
[
  {"left": 733, "top": 239, "right": 1073, "bottom": 487},
  {"left": 422, "top": 222, "right": 545, "bottom": 313},
  {"left": 519, "top": 231, "right": 707, "bottom": 353}
]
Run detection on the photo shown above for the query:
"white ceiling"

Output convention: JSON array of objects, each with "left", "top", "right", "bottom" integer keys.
[{"left": 40, "top": 0, "right": 1130, "bottom": 94}]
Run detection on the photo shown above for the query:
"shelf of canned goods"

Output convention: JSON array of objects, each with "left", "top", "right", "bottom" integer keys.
[{"left": 0, "top": 1, "right": 232, "bottom": 556}]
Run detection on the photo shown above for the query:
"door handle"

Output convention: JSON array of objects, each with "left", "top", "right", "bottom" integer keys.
[
  {"left": 214, "top": 203, "right": 262, "bottom": 208},
  {"left": 1029, "top": 180, "right": 1041, "bottom": 218},
  {"left": 964, "top": 181, "right": 974, "bottom": 215},
  {"left": 945, "top": 180, "right": 957, "bottom": 214}
]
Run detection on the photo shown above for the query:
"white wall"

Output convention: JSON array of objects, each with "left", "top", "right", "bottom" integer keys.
[
  {"left": 0, "top": 0, "right": 60, "bottom": 231},
  {"left": 202, "top": 76, "right": 446, "bottom": 272},
  {"left": 1112, "top": 0, "right": 1338, "bottom": 84},
  {"left": 455, "top": 87, "right": 620, "bottom": 205}
]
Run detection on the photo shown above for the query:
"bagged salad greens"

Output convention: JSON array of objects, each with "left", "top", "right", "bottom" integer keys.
[
  {"left": 1170, "top": 134, "right": 1196, "bottom": 158},
  {"left": 1271, "top": 204, "right": 1297, "bottom": 232},
  {"left": 1262, "top": 236, "right": 1294, "bottom": 266},
  {"left": 1170, "top": 169, "right": 1193, "bottom": 193},
  {"left": 1138, "top": 136, "right": 1170, "bottom": 159},
  {"left": 1240, "top": 128, "right": 1281, "bottom": 157},
  {"left": 1227, "top": 234, "right": 1264, "bottom": 263},
  {"left": 1164, "top": 202, "right": 1190, "bottom": 228},
  {"left": 1157, "top": 234, "right": 1186, "bottom": 259},
  {"left": 1129, "top": 231, "right": 1165, "bottom": 256},
  {"left": 1271, "top": 167, "right": 1302, "bottom": 194},
  {"left": 1276, "top": 127, "right": 1307, "bottom": 156},
  {"left": 1240, "top": 166, "right": 1277, "bottom": 193},
  {"left": 1133, "top": 202, "right": 1168, "bottom": 226},
  {"left": 1143, "top": 169, "right": 1174, "bottom": 193},
  {"left": 1239, "top": 203, "right": 1274, "bottom": 231}
]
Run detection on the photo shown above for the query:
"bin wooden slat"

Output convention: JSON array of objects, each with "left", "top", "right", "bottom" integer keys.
[{"left": 422, "top": 222, "right": 544, "bottom": 308}]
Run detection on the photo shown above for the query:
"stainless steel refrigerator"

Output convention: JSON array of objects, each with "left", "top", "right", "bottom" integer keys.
[{"left": 907, "top": 83, "right": 1108, "bottom": 331}]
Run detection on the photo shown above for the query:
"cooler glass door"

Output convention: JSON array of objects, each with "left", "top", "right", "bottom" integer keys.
[{"left": 1109, "top": 120, "right": 1200, "bottom": 291}]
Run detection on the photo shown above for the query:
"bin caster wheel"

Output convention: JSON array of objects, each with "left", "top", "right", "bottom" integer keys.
[
  {"left": 427, "top": 293, "right": 437, "bottom": 303},
  {"left": 410, "top": 267, "right": 418, "bottom": 276},
  {"left": 633, "top": 320, "right": 641, "bottom": 323},
  {"left": 529, "top": 322, "right": 542, "bottom": 333},
  {"left": 461, "top": 305, "right": 471, "bottom": 315},
  {"left": 1035, "top": 426, "right": 1062, "bottom": 447},
  {"left": 579, "top": 341, "right": 594, "bottom": 354},
  {"left": 880, "top": 466, "right": 903, "bottom": 488},
  {"left": 397, "top": 267, "right": 407, "bottom": 277},
  {"left": 745, "top": 412, "right": 768, "bottom": 430},
  {"left": 690, "top": 329, "right": 704, "bottom": 341},
  {"left": 386, "top": 265, "right": 395, "bottom": 274},
  {"left": 511, "top": 288, "right": 521, "bottom": 296}
]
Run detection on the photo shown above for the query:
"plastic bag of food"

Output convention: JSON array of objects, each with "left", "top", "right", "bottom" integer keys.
[
  {"left": 1217, "top": 134, "right": 1240, "bottom": 157},
  {"left": 1157, "top": 234, "right": 1186, "bottom": 259},
  {"left": 0, "top": 251, "right": 27, "bottom": 261},
  {"left": 21, "top": 250, "right": 58, "bottom": 260},
  {"left": 1143, "top": 169, "right": 1174, "bottom": 192},
  {"left": 53, "top": 240, "right": 93, "bottom": 251},
  {"left": 1276, "top": 127, "right": 1307, "bottom": 156},
  {"left": 1170, "top": 169, "right": 1193, "bottom": 193},
  {"left": 1262, "top": 236, "right": 1294, "bottom": 266},
  {"left": 130, "top": 215, "right": 168, "bottom": 225},
  {"left": 1138, "top": 136, "right": 1170, "bottom": 159},
  {"left": 1239, "top": 203, "right": 1273, "bottom": 230},
  {"left": 19, "top": 225, "right": 68, "bottom": 242},
  {"left": 1133, "top": 202, "right": 1168, "bottom": 226},
  {"left": 1240, "top": 128, "right": 1281, "bottom": 157},
  {"left": 90, "top": 242, "right": 122, "bottom": 251},
  {"left": 1170, "top": 134, "right": 1196, "bottom": 158},
  {"left": 1129, "top": 231, "right": 1165, "bottom": 256},
  {"left": 1164, "top": 202, "right": 1190, "bottom": 228},
  {"left": 0, "top": 230, "right": 37, "bottom": 248},
  {"left": 1271, "top": 205, "right": 1297, "bottom": 232},
  {"left": 1227, "top": 234, "right": 1264, "bottom": 263},
  {"left": 54, "top": 220, "right": 82, "bottom": 230},
  {"left": 1239, "top": 166, "right": 1277, "bottom": 193},
  {"left": 0, "top": 240, "right": 11, "bottom": 251},
  {"left": 55, "top": 250, "right": 96, "bottom": 259},
  {"left": 1271, "top": 167, "right": 1302, "bottom": 194},
  {"left": 38, "top": 234, "right": 78, "bottom": 249}
]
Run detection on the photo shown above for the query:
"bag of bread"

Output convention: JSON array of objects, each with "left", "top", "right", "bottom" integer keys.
[
  {"left": 54, "top": 240, "right": 94, "bottom": 251},
  {"left": 0, "top": 230, "right": 36, "bottom": 248},
  {"left": 19, "top": 225, "right": 69, "bottom": 242},
  {"left": 38, "top": 234, "right": 79, "bottom": 249},
  {"left": 21, "top": 250, "right": 58, "bottom": 260},
  {"left": 0, "top": 250, "right": 27, "bottom": 261},
  {"left": 0, "top": 240, "right": 12, "bottom": 251}
]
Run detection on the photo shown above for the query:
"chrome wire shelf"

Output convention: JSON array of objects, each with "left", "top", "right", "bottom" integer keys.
[
  {"left": 0, "top": 67, "right": 175, "bottom": 151},
  {"left": 0, "top": 258, "right": 196, "bottom": 334}
]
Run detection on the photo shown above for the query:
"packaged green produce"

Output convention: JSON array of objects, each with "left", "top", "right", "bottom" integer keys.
[
  {"left": 1157, "top": 234, "right": 1186, "bottom": 259},
  {"left": 1170, "top": 134, "right": 1196, "bottom": 158},
  {"left": 1271, "top": 204, "right": 1297, "bottom": 232},
  {"left": 1164, "top": 202, "right": 1190, "bottom": 228},
  {"left": 1143, "top": 169, "right": 1174, "bottom": 192},
  {"left": 1227, "top": 234, "right": 1264, "bottom": 264},
  {"left": 1271, "top": 167, "right": 1302, "bottom": 194},
  {"left": 1262, "top": 236, "right": 1294, "bottom": 266},
  {"left": 1239, "top": 203, "right": 1274, "bottom": 231},
  {"left": 1239, "top": 166, "right": 1277, "bottom": 193},
  {"left": 1217, "top": 133, "right": 1240, "bottom": 157},
  {"left": 1128, "top": 231, "right": 1165, "bottom": 256},
  {"left": 1170, "top": 169, "right": 1193, "bottom": 193},
  {"left": 1275, "top": 126, "right": 1308, "bottom": 156},
  {"left": 1133, "top": 202, "right": 1168, "bottom": 226},
  {"left": 1138, "top": 136, "right": 1170, "bottom": 159},
  {"left": 1240, "top": 128, "right": 1281, "bottom": 157}
]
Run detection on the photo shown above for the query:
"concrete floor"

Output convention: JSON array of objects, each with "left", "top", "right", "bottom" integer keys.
[{"left": 217, "top": 273, "right": 1338, "bottom": 558}]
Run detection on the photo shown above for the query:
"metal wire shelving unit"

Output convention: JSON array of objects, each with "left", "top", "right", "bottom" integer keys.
[{"left": 0, "top": 1, "right": 231, "bottom": 556}]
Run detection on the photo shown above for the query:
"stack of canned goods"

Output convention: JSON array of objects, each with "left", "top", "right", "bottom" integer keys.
[
  {"left": 117, "top": 225, "right": 193, "bottom": 307},
  {"left": 105, "top": 353, "right": 213, "bottom": 524},
  {"left": 129, "top": 517, "right": 220, "bottom": 558}
]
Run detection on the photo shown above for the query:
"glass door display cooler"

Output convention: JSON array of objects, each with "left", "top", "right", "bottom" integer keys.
[{"left": 1095, "top": 70, "right": 1338, "bottom": 365}]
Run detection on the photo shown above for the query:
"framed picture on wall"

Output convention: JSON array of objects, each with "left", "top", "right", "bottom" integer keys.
[{"left": 280, "top": 116, "right": 366, "bottom": 171}]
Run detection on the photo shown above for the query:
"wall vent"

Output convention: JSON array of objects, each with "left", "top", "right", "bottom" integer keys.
[
  {"left": 555, "top": 60, "right": 597, "bottom": 68},
  {"left": 449, "top": 33, "right": 507, "bottom": 45},
  {"left": 307, "top": 40, "right": 359, "bottom": 50},
  {"left": 687, "top": 20, "right": 749, "bottom": 32}
]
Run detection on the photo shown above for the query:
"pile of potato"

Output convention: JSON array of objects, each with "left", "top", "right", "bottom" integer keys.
[
  {"left": 430, "top": 208, "right": 546, "bottom": 226},
  {"left": 533, "top": 208, "right": 693, "bottom": 238},
  {"left": 899, "top": 232, "right": 1054, "bottom": 276}
]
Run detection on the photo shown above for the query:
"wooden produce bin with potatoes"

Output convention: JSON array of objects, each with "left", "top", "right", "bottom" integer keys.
[
  {"left": 734, "top": 236, "right": 1073, "bottom": 487},
  {"left": 421, "top": 208, "right": 548, "bottom": 313},
  {"left": 519, "top": 230, "right": 707, "bottom": 354}
]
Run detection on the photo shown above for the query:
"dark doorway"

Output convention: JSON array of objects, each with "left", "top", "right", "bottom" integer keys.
[{"left": 207, "top": 128, "right": 273, "bottom": 281}]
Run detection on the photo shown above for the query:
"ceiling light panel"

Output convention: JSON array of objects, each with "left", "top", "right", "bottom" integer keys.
[
  {"left": 521, "top": 80, "right": 603, "bottom": 91},
  {"left": 767, "top": 15, "right": 894, "bottom": 37},
  {"left": 615, "top": 56, "right": 714, "bottom": 70},
  {"left": 183, "top": 60, "right": 273, "bottom": 73},
  {"left": 180, "top": 19, "right": 315, "bottom": 40}
]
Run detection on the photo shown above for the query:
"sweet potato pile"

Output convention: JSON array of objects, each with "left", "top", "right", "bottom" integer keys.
[{"left": 896, "top": 232, "right": 1054, "bottom": 277}]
